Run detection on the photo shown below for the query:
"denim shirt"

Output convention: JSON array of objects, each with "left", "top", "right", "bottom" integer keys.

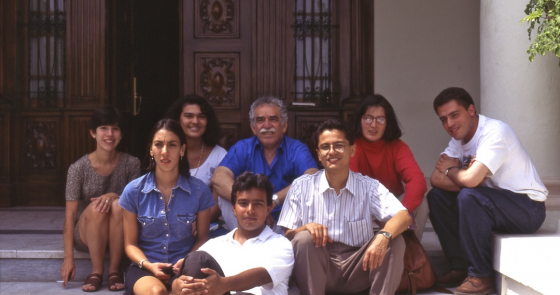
[{"left": 119, "top": 171, "right": 215, "bottom": 264}]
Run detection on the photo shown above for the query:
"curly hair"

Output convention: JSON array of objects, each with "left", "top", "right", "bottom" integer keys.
[{"left": 164, "top": 95, "right": 221, "bottom": 147}]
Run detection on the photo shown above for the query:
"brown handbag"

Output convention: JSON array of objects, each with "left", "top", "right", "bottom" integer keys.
[{"left": 395, "top": 230, "right": 436, "bottom": 295}]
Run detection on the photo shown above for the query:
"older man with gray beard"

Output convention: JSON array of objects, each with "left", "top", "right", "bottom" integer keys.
[{"left": 211, "top": 96, "right": 318, "bottom": 232}]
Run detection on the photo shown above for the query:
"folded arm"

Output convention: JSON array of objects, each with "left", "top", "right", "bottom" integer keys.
[
  {"left": 210, "top": 166, "right": 235, "bottom": 201},
  {"left": 432, "top": 154, "right": 489, "bottom": 190}
]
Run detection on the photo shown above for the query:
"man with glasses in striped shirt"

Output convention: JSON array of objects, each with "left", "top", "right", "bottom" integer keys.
[{"left": 278, "top": 119, "right": 412, "bottom": 295}]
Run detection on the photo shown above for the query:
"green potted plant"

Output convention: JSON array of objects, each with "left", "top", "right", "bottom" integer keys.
[{"left": 521, "top": 0, "right": 560, "bottom": 65}]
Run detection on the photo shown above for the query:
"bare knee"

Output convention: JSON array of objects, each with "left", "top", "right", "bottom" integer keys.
[
  {"left": 84, "top": 202, "right": 110, "bottom": 223},
  {"left": 110, "top": 200, "right": 123, "bottom": 217},
  {"left": 149, "top": 284, "right": 167, "bottom": 295}
]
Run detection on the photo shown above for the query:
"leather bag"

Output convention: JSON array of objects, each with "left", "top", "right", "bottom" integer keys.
[{"left": 395, "top": 230, "right": 436, "bottom": 295}]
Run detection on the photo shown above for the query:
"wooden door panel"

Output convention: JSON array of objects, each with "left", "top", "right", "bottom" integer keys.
[
  {"left": 182, "top": 0, "right": 252, "bottom": 146},
  {"left": 194, "top": 0, "right": 240, "bottom": 38},
  {"left": 252, "top": 0, "right": 294, "bottom": 101},
  {"left": 195, "top": 53, "right": 240, "bottom": 108},
  {"left": 14, "top": 112, "right": 65, "bottom": 206},
  {"left": 64, "top": 112, "right": 97, "bottom": 169},
  {"left": 0, "top": 111, "right": 10, "bottom": 207},
  {"left": 289, "top": 108, "right": 341, "bottom": 167},
  {"left": 66, "top": 0, "right": 106, "bottom": 107}
]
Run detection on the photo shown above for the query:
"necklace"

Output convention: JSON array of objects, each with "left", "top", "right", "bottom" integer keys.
[{"left": 193, "top": 142, "right": 204, "bottom": 176}]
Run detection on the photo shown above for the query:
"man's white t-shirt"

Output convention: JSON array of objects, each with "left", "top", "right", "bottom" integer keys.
[
  {"left": 198, "top": 226, "right": 294, "bottom": 295},
  {"left": 442, "top": 115, "right": 547, "bottom": 201}
]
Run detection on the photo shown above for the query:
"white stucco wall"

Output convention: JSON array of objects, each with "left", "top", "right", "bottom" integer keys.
[
  {"left": 374, "top": 1, "right": 481, "bottom": 176},
  {"left": 481, "top": 0, "right": 560, "bottom": 178}
]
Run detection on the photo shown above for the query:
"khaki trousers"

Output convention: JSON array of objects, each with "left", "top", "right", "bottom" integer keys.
[{"left": 291, "top": 231, "right": 405, "bottom": 295}]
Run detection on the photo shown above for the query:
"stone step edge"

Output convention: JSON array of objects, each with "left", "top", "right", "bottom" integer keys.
[{"left": 0, "top": 250, "right": 100, "bottom": 260}]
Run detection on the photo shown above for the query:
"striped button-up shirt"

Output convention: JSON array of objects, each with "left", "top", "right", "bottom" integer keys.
[{"left": 278, "top": 170, "right": 406, "bottom": 247}]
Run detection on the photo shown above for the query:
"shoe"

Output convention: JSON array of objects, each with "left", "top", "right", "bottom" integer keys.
[
  {"left": 82, "top": 273, "right": 102, "bottom": 292},
  {"left": 436, "top": 270, "right": 467, "bottom": 287},
  {"left": 108, "top": 272, "right": 125, "bottom": 292},
  {"left": 454, "top": 276, "right": 495, "bottom": 295}
]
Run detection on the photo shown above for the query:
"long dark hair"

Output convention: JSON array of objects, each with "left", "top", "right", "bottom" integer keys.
[
  {"left": 144, "top": 119, "right": 191, "bottom": 177},
  {"left": 352, "top": 94, "right": 402, "bottom": 142},
  {"left": 164, "top": 95, "right": 221, "bottom": 147}
]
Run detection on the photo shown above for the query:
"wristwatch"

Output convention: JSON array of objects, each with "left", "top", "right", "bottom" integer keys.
[
  {"left": 272, "top": 194, "right": 279, "bottom": 207},
  {"left": 378, "top": 230, "right": 392, "bottom": 241},
  {"left": 138, "top": 259, "right": 148, "bottom": 269},
  {"left": 445, "top": 166, "right": 459, "bottom": 176}
]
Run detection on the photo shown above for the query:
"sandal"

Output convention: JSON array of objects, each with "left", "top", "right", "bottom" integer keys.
[
  {"left": 82, "top": 273, "right": 102, "bottom": 292},
  {"left": 108, "top": 272, "right": 125, "bottom": 292}
]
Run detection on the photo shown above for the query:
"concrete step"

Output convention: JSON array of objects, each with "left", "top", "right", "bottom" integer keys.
[
  {"left": 0, "top": 207, "right": 109, "bottom": 283},
  {"left": 3, "top": 177, "right": 559, "bottom": 294},
  {"left": 0, "top": 208, "right": 449, "bottom": 281}
]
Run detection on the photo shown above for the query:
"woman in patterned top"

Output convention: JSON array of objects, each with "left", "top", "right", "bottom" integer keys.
[{"left": 60, "top": 105, "right": 141, "bottom": 292}]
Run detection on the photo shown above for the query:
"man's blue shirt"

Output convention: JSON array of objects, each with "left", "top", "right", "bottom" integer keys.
[
  {"left": 119, "top": 171, "right": 215, "bottom": 264},
  {"left": 219, "top": 135, "right": 318, "bottom": 217}
]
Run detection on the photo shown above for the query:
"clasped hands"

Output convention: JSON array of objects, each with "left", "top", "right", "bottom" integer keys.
[
  {"left": 172, "top": 269, "right": 225, "bottom": 295},
  {"left": 304, "top": 223, "right": 388, "bottom": 271}
]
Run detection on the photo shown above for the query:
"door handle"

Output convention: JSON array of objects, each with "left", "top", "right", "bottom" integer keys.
[{"left": 133, "top": 77, "right": 142, "bottom": 116}]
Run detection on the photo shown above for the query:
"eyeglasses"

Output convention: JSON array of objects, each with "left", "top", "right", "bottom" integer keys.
[
  {"left": 362, "top": 115, "right": 386, "bottom": 125},
  {"left": 318, "top": 143, "right": 349, "bottom": 155}
]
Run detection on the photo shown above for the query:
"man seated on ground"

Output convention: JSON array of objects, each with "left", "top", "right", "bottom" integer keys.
[
  {"left": 278, "top": 119, "right": 411, "bottom": 295},
  {"left": 172, "top": 171, "right": 294, "bottom": 295},
  {"left": 428, "top": 87, "right": 547, "bottom": 295},
  {"left": 211, "top": 96, "right": 318, "bottom": 231}
]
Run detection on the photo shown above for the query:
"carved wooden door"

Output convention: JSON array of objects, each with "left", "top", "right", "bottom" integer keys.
[
  {"left": 181, "top": 0, "right": 253, "bottom": 147},
  {"left": 0, "top": 0, "right": 107, "bottom": 206}
]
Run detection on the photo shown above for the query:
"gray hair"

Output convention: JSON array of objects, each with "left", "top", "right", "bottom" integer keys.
[{"left": 249, "top": 96, "right": 288, "bottom": 127}]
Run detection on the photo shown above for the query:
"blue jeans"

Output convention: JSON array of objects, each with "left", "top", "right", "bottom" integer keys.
[{"left": 427, "top": 187, "right": 545, "bottom": 277}]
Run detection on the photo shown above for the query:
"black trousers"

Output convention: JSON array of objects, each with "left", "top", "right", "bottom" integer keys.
[{"left": 179, "top": 251, "right": 231, "bottom": 295}]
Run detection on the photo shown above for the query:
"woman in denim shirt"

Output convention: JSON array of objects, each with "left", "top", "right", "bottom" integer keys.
[{"left": 119, "top": 119, "right": 215, "bottom": 295}]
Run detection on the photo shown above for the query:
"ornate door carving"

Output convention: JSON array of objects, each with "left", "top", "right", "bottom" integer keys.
[{"left": 182, "top": 0, "right": 252, "bottom": 147}]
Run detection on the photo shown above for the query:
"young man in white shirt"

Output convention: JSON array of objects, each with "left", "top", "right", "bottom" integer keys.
[
  {"left": 172, "top": 171, "right": 294, "bottom": 295},
  {"left": 278, "top": 119, "right": 411, "bottom": 295},
  {"left": 428, "top": 87, "right": 547, "bottom": 295}
]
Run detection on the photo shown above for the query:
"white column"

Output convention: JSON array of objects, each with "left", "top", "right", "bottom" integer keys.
[{"left": 480, "top": 0, "right": 560, "bottom": 177}]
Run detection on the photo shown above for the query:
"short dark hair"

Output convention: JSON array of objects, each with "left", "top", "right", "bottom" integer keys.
[
  {"left": 433, "top": 87, "right": 475, "bottom": 114},
  {"left": 314, "top": 119, "right": 354, "bottom": 149},
  {"left": 164, "top": 95, "right": 221, "bottom": 147},
  {"left": 144, "top": 119, "right": 191, "bottom": 177},
  {"left": 352, "top": 94, "right": 402, "bottom": 142},
  {"left": 88, "top": 105, "right": 122, "bottom": 131},
  {"left": 230, "top": 172, "right": 273, "bottom": 206}
]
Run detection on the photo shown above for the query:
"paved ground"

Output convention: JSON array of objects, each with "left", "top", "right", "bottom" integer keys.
[{"left": 0, "top": 281, "right": 457, "bottom": 295}]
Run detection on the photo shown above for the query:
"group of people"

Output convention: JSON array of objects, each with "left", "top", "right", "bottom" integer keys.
[{"left": 60, "top": 87, "right": 548, "bottom": 295}]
